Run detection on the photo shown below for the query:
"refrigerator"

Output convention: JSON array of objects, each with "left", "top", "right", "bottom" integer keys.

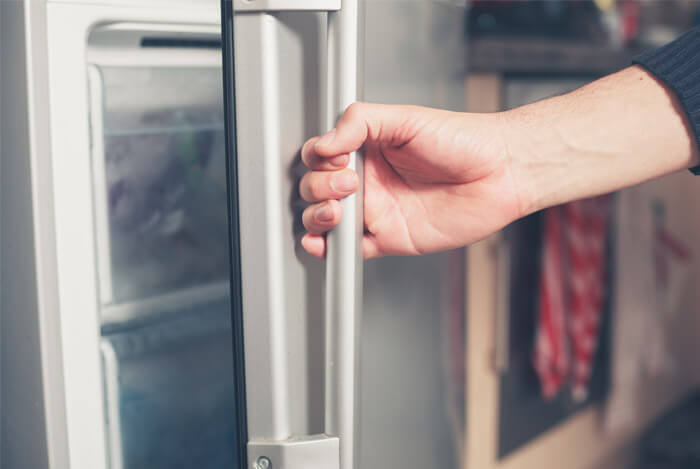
[{"left": 1, "top": 0, "right": 467, "bottom": 468}]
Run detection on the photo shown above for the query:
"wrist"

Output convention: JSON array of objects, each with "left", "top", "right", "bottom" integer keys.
[{"left": 499, "top": 105, "right": 567, "bottom": 217}]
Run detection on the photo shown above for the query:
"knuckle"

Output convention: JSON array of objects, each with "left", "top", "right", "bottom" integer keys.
[{"left": 345, "top": 102, "right": 364, "bottom": 119}]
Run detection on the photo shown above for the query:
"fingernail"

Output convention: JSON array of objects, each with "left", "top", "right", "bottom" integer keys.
[
  {"left": 328, "top": 154, "right": 348, "bottom": 167},
  {"left": 315, "top": 203, "right": 335, "bottom": 222},
  {"left": 331, "top": 171, "right": 358, "bottom": 193},
  {"left": 315, "top": 128, "right": 336, "bottom": 148}
]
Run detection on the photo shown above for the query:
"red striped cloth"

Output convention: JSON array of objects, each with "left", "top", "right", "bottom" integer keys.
[
  {"left": 533, "top": 205, "right": 570, "bottom": 399},
  {"left": 533, "top": 196, "right": 612, "bottom": 401}
]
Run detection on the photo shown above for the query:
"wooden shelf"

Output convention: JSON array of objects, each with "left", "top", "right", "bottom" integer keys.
[{"left": 468, "top": 37, "right": 643, "bottom": 75}]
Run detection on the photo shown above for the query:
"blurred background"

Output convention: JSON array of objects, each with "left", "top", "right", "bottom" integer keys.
[{"left": 462, "top": 2, "right": 700, "bottom": 469}]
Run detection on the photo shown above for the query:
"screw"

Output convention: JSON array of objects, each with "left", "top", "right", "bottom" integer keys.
[{"left": 254, "top": 457, "right": 271, "bottom": 469}]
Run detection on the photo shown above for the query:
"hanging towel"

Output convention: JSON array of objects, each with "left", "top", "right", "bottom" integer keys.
[
  {"left": 533, "top": 205, "right": 570, "bottom": 399},
  {"left": 533, "top": 195, "right": 612, "bottom": 401}
]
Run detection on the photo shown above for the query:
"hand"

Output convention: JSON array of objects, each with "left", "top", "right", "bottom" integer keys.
[
  {"left": 298, "top": 102, "right": 524, "bottom": 259},
  {"left": 300, "top": 68, "right": 700, "bottom": 259}
]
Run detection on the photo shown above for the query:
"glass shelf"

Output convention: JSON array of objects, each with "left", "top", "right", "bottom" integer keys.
[
  {"left": 89, "top": 65, "right": 230, "bottom": 305},
  {"left": 103, "top": 123, "right": 224, "bottom": 138}
]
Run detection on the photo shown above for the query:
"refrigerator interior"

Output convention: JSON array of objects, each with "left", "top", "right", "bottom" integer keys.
[{"left": 86, "top": 25, "right": 238, "bottom": 469}]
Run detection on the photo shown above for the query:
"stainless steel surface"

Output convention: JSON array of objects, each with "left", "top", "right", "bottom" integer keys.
[
  {"left": 233, "top": 10, "right": 327, "bottom": 440},
  {"left": 248, "top": 435, "right": 340, "bottom": 469},
  {"left": 1, "top": 1, "right": 69, "bottom": 467},
  {"left": 325, "top": 2, "right": 364, "bottom": 469},
  {"left": 360, "top": 255, "right": 462, "bottom": 469},
  {"left": 358, "top": 2, "right": 466, "bottom": 469}
]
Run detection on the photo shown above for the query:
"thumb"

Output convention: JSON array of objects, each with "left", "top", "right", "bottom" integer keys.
[{"left": 314, "top": 102, "right": 414, "bottom": 157}]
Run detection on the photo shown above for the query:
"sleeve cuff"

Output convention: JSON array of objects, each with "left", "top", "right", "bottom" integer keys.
[{"left": 633, "top": 27, "right": 700, "bottom": 175}]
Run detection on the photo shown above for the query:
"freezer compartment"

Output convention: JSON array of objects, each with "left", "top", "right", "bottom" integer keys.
[
  {"left": 100, "top": 301, "right": 237, "bottom": 469},
  {"left": 88, "top": 63, "right": 229, "bottom": 307},
  {"left": 86, "top": 25, "right": 239, "bottom": 469}
]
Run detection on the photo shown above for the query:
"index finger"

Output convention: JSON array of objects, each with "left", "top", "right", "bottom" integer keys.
[
  {"left": 313, "top": 102, "right": 419, "bottom": 157},
  {"left": 301, "top": 136, "right": 350, "bottom": 171}
]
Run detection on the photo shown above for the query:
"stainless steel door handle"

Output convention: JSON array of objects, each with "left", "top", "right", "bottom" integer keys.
[{"left": 324, "top": 4, "right": 363, "bottom": 469}]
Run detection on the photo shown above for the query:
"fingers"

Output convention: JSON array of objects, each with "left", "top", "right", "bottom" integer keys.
[
  {"left": 299, "top": 169, "right": 359, "bottom": 203},
  {"left": 301, "top": 232, "right": 384, "bottom": 260},
  {"left": 300, "top": 102, "right": 415, "bottom": 260},
  {"left": 313, "top": 102, "right": 415, "bottom": 157},
  {"left": 302, "top": 200, "right": 343, "bottom": 234},
  {"left": 362, "top": 235, "right": 382, "bottom": 260},
  {"left": 301, "top": 233, "right": 326, "bottom": 258},
  {"left": 301, "top": 137, "right": 350, "bottom": 171}
]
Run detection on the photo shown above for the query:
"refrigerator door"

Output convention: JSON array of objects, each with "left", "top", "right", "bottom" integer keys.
[{"left": 222, "top": 2, "right": 466, "bottom": 469}]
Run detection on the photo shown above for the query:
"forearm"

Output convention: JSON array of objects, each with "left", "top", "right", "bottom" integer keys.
[{"left": 504, "top": 65, "right": 699, "bottom": 216}]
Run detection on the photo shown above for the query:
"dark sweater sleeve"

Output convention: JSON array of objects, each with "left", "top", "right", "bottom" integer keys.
[{"left": 633, "top": 27, "right": 700, "bottom": 175}]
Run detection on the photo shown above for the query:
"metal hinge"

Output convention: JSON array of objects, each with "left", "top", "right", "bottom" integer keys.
[
  {"left": 248, "top": 435, "right": 340, "bottom": 469},
  {"left": 232, "top": 0, "right": 341, "bottom": 12}
]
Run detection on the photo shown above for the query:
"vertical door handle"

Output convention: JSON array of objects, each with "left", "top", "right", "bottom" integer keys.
[
  {"left": 324, "top": 3, "right": 363, "bottom": 469},
  {"left": 233, "top": 2, "right": 363, "bottom": 469}
]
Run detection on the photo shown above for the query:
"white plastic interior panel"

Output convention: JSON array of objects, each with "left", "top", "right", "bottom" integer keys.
[
  {"left": 49, "top": 0, "right": 218, "bottom": 6},
  {"left": 44, "top": 4, "right": 223, "bottom": 469},
  {"left": 87, "top": 23, "right": 221, "bottom": 67},
  {"left": 232, "top": 0, "right": 340, "bottom": 11},
  {"left": 248, "top": 436, "right": 340, "bottom": 469}
]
